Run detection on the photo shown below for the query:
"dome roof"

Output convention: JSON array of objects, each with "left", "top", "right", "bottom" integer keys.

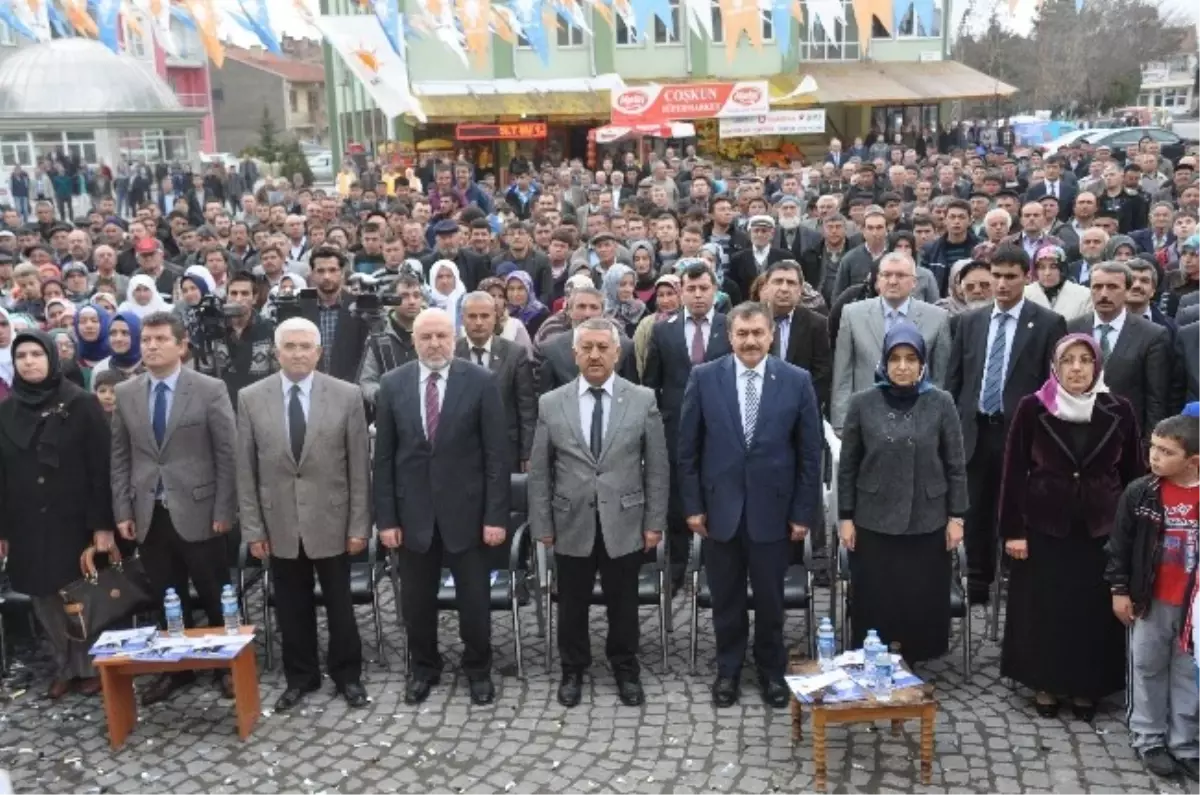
[{"left": 0, "top": 38, "right": 182, "bottom": 115}]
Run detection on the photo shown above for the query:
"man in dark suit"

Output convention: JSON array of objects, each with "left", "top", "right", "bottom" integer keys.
[
  {"left": 643, "top": 262, "right": 734, "bottom": 582},
  {"left": 1066, "top": 262, "right": 1170, "bottom": 439},
  {"left": 309, "top": 247, "right": 369, "bottom": 383},
  {"left": 946, "top": 244, "right": 1066, "bottom": 602},
  {"left": 374, "top": 308, "right": 509, "bottom": 706},
  {"left": 457, "top": 292, "right": 536, "bottom": 472},
  {"left": 824, "top": 138, "right": 846, "bottom": 169},
  {"left": 1171, "top": 321, "right": 1199, "bottom": 413},
  {"left": 760, "top": 260, "right": 832, "bottom": 412},
  {"left": 730, "top": 216, "right": 791, "bottom": 301},
  {"left": 1024, "top": 156, "right": 1077, "bottom": 221},
  {"left": 677, "top": 302, "right": 823, "bottom": 707},
  {"left": 535, "top": 287, "right": 638, "bottom": 395}
]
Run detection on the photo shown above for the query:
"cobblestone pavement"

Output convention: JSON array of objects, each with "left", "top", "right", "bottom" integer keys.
[{"left": 0, "top": 583, "right": 1195, "bottom": 794}]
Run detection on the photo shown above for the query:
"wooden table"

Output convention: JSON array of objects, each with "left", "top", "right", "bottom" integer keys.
[
  {"left": 93, "top": 627, "right": 260, "bottom": 750},
  {"left": 788, "top": 654, "right": 937, "bottom": 791}
]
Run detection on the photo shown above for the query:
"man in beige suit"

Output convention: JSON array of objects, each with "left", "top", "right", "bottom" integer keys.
[
  {"left": 529, "top": 317, "right": 670, "bottom": 709},
  {"left": 111, "top": 311, "right": 238, "bottom": 705},
  {"left": 237, "top": 317, "right": 372, "bottom": 712}
]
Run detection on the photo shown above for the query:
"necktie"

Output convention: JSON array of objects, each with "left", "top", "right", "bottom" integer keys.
[
  {"left": 588, "top": 387, "right": 604, "bottom": 459},
  {"left": 1051, "top": 182, "right": 1057, "bottom": 199},
  {"left": 472, "top": 346, "right": 487, "bottom": 367},
  {"left": 743, "top": 371, "right": 760, "bottom": 445},
  {"left": 886, "top": 310, "right": 901, "bottom": 333},
  {"left": 690, "top": 318, "right": 707, "bottom": 365},
  {"left": 981, "top": 314, "right": 1009, "bottom": 415},
  {"left": 288, "top": 384, "right": 306, "bottom": 462},
  {"left": 1098, "top": 323, "right": 1113, "bottom": 360},
  {"left": 152, "top": 382, "right": 168, "bottom": 446},
  {"left": 425, "top": 372, "right": 441, "bottom": 441}
]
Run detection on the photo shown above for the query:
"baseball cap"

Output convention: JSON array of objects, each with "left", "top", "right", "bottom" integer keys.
[
  {"left": 134, "top": 237, "right": 162, "bottom": 254},
  {"left": 1182, "top": 234, "right": 1199, "bottom": 252},
  {"left": 0, "top": 229, "right": 14, "bottom": 239},
  {"left": 432, "top": 219, "right": 459, "bottom": 236},
  {"left": 748, "top": 215, "right": 776, "bottom": 229}
]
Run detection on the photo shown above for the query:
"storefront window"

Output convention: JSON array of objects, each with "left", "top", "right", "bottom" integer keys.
[
  {"left": 0, "top": 133, "right": 31, "bottom": 167},
  {"left": 871, "top": 104, "right": 941, "bottom": 140}
]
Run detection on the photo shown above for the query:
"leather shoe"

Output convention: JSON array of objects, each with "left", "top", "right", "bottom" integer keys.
[
  {"left": 1142, "top": 747, "right": 1177, "bottom": 777},
  {"left": 1177, "top": 756, "right": 1198, "bottom": 781},
  {"left": 712, "top": 676, "right": 739, "bottom": 707},
  {"left": 468, "top": 677, "right": 495, "bottom": 705},
  {"left": 46, "top": 679, "right": 71, "bottom": 700},
  {"left": 75, "top": 677, "right": 102, "bottom": 696},
  {"left": 274, "top": 683, "right": 320, "bottom": 712},
  {"left": 140, "top": 672, "right": 195, "bottom": 706},
  {"left": 557, "top": 672, "right": 583, "bottom": 707},
  {"left": 215, "top": 672, "right": 235, "bottom": 699},
  {"left": 339, "top": 682, "right": 369, "bottom": 709},
  {"left": 404, "top": 677, "right": 434, "bottom": 705},
  {"left": 616, "top": 678, "right": 644, "bottom": 707},
  {"left": 759, "top": 675, "right": 789, "bottom": 708}
]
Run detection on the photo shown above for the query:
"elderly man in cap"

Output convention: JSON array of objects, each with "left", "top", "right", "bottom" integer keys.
[
  {"left": 135, "top": 237, "right": 183, "bottom": 296},
  {"left": 421, "top": 218, "right": 490, "bottom": 291},
  {"left": 570, "top": 230, "right": 631, "bottom": 275},
  {"left": 773, "top": 196, "right": 821, "bottom": 259},
  {"left": 730, "top": 215, "right": 791, "bottom": 299}
]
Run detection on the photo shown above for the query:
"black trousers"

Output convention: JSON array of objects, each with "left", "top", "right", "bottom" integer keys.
[
  {"left": 555, "top": 525, "right": 642, "bottom": 679},
  {"left": 704, "top": 520, "right": 790, "bottom": 680},
  {"left": 140, "top": 503, "right": 229, "bottom": 629},
  {"left": 270, "top": 543, "right": 362, "bottom": 690},
  {"left": 396, "top": 527, "right": 491, "bottom": 682},
  {"left": 965, "top": 416, "right": 1008, "bottom": 597}
]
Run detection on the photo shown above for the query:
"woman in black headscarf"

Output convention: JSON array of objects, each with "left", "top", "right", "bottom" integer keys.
[
  {"left": 0, "top": 331, "right": 114, "bottom": 699},
  {"left": 837, "top": 323, "right": 969, "bottom": 662}
]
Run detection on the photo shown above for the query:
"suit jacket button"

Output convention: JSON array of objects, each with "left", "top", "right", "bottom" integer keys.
[
  {"left": 36, "top": 476, "right": 44, "bottom": 484},
  {"left": 1073, "top": 472, "right": 1080, "bottom": 479}
]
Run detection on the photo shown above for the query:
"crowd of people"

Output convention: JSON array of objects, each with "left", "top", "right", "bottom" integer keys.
[{"left": 0, "top": 129, "right": 1197, "bottom": 781}]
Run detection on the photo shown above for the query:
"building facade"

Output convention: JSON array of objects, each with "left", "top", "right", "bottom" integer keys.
[
  {"left": 210, "top": 44, "right": 327, "bottom": 155},
  {"left": 1136, "top": 36, "right": 1198, "bottom": 119}
]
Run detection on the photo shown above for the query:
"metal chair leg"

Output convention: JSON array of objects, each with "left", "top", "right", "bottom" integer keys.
[
  {"left": 659, "top": 571, "right": 669, "bottom": 674},
  {"left": 0, "top": 615, "right": 8, "bottom": 678},
  {"left": 373, "top": 589, "right": 386, "bottom": 667},
  {"left": 989, "top": 537, "right": 1004, "bottom": 641},
  {"left": 530, "top": 566, "right": 546, "bottom": 640},
  {"left": 512, "top": 592, "right": 524, "bottom": 680},
  {"left": 262, "top": 570, "right": 274, "bottom": 670},
  {"left": 806, "top": 571, "right": 816, "bottom": 658},
  {"left": 546, "top": 594, "right": 555, "bottom": 672},
  {"left": 688, "top": 571, "right": 699, "bottom": 675}
]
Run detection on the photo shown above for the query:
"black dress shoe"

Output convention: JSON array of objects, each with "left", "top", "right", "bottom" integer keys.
[
  {"left": 1071, "top": 698, "right": 1096, "bottom": 723},
  {"left": 759, "top": 675, "right": 789, "bottom": 708},
  {"left": 616, "top": 678, "right": 644, "bottom": 707},
  {"left": 1176, "top": 756, "right": 1198, "bottom": 781},
  {"left": 712, "top": 676, "right": 739, "bottom": 707},
  {"left": 274, "top": 684, "right": 318, "bottom": 713},
  {"left": 140, "top": 671, "right": 195, "bottom": 706},
  {"left": 338, "top": 682, "right": 369, "bottom": 708},
  {"left": 404, "top": 677, "right": 434, "bottom": 705},
  {"left": 1142, "top": 747, "right": 1178, "bottom": 777},
  {"left": 1033, "top": 693, "right": 1059, "bottom": 718},
  {"left": 215, "top": 672, "right": 235, "bottom": 699},
  {"left": 557, "top": 672, "right": 583, "bottom": 707},
  {"left": 468, "top": 677, "right": 495, "bottom": 705}
]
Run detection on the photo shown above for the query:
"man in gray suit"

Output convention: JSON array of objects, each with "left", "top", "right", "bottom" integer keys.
[
  {"left": 529, "top": 318, "right": 669, "bottom": 709},
  {"left": 456, "top": 292, "right": 536, "bottom": 472},
  {"left": 832, "top": 252, "right": 951, "bottom": 431},
  {"left": 237, "top": 317, "right": 373, "bottom": 713},
  {"left": 1172, "top": 321, "right": 1198, "bottom": 413},
  {"left": 1067, "top": 261, "right": 1170, "bottom": 439},
  {"left": 111, "top": 311, "right": 237, "bottom": 705}
]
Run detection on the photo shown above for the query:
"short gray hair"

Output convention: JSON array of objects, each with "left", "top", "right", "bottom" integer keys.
[
  {"left": 879, "top": 251, "right": 916, "bottom": 274},
  {"left": 567, "top": 285, "right": 603, "bottom": 308},
  {"left": 461, "top": 290, "right": 495, "bottom": 310},
  {"left": 274, "top": 317, "right": 321, "bottom": 347},
  {"left": 572, "top": 317, "right": 620, "bottom": 347},
  {"left": 1093, "top": 260, "right": 1133, "bottom": 288}
]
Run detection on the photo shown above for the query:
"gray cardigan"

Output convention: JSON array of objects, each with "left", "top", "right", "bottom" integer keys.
[{"left": 837, "top": 386, "right": 969, "bottom": 535}]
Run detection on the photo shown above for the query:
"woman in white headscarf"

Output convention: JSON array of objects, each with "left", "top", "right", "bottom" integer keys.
[
  {"left": 427, "top": 259, "right": 466, "bottom": 335},
  {"left": 263, "top": 274, "right": 309, "bottom": 321},
  {"left": 0, "top": 307, "right": 13, "bottom": 400},
  {"left": 183, "top": 265, "right": 218, "bottom": 296},
  {"left": 117, "top": 274, "right": 169, "bottom": 320}
]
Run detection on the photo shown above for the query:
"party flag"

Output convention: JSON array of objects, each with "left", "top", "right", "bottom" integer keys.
[
  {"left": 178, "top": 0, "right": 223, "bottom": 66},
  {"left": 373, "top": 0, "right": 402, "bottom": 55},
  {"left": 511, "top": 0, "right": 549, "bottom": 62},
  {"left": 850, "top": 0, "right": 890, "bottom": 50},
  {"left": 233, "top": 0, "right": 282, "bottom": 54},
  {"left": 0, "top": 0, "right": 39, "bottom": 39},
  {"left": 630, "top": 0, "right": 675, "bottom": 40},
  {"left": 911, "top": 0, "right": 934, "bottom": 33},
  {"left": 717, "top": 0, "right": 762, "bottom": 60},
  {"left": 91, "top": 0, "right": 120, "bottom": 50},
  {"left": 62, "top": 0, "right": 99, "bottom": 36},
  {"left": 456, "top": 0, "right": 490, "bottom": 67}
]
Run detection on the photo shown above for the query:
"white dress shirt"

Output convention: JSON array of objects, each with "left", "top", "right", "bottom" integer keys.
[
  {"left": 282, "top": 371, "right": 314, "bottom": 437},
  {"left": 577, "top": 373, "right": 614, "bottom": 442},
  {"left": 1093, "top": 309, "right": 1127, "bottom": 351},
  {"left": 734, "top": 356, "right": 767, "bottom": 428},
  {"left": 978, "top": 299, "right": 1024, "bottom": 412},
  {"left": 685, "top": 308, "right": 716, "bottom": 354},
  {"left": 418, "top": 362, "right": 449, "bottom": 438},
  {"left": 466, "top": 336, "right": 494, "bottom": 368},
  {"left": 753, "top": 245, "right": 771, "bottom": 268}
]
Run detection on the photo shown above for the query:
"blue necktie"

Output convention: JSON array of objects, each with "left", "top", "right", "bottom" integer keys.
[
  {"left": 153, "top": 382, "right": 168, "bottom": 446},
  {"left": 981, "top": 314, "right": 1009, "bottom": 415}
]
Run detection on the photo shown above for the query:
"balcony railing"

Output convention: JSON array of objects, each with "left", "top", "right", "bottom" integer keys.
[{"left": 175, "top": 92, "right": 211, "bottom": 109}]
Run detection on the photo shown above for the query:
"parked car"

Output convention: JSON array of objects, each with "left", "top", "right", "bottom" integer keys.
[
  {"left": 1039, "top": 128, "right": 1095, "bottom": 155},
  {"left": 306, "top": 150, "right": 334, "bottom": 183},
  {"left": 1082, "top": 126, "right": 1189, "bottom": 163}
]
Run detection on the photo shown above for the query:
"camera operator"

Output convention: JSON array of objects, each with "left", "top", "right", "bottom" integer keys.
[
  {"left": 357, "top": 271, "right": 423, "bottom": 406},
  {"left": 193, "top": 270, "right": 279, "bottom": 405},
  {"left": 309, "top": 245, "right": 369, "bottom": 382}
]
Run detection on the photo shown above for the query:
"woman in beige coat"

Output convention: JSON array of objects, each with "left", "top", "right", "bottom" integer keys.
[{"left": 1024, "top": 245, "right": 1092, "bottom": 321}]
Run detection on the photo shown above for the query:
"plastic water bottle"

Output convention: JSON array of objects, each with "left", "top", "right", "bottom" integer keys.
[
  {"left": 221, "top": 585, "right": 239, "bottom": 634},
  {"left": 863, "top": 629, "right": 880, "bottom": 683},
  {"left": 164, "top": 588, "right": 184, "bottom": 637},
  {"left": 817, "top": 618, "right": 836, "bottom": 671},
  {"left": 875, "top": 645, "right": 895, "bottom": 701}
]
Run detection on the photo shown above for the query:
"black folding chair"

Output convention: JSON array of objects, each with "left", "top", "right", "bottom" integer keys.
[
  {"left": 687, "top": 533, "right": 815, "bottom": 674},
  {"left": 185, "top": 524, "right": 263, "bottom": 625},
  {"left": 388, "top": 474, "right": 543, "bottom": 678},
  {"left": 0, "top": 558, "right": 34, "bottom": 679},
  {"left": 838, "top": 541, "right": 971, "bottom": 677},
  {"left": 258, "top": 525, "right": 387, "bottom": 670}
]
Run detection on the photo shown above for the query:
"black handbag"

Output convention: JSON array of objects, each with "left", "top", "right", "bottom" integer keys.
[{"left": 59, "top": 546, "right": 155, "bottom": 642}]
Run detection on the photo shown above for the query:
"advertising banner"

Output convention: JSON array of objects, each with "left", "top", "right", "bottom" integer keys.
[{"left": 610, "top": 81, "right": 770, "bottom": 125}]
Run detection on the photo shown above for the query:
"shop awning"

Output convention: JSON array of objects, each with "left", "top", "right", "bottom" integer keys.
[
  {"left": 590, "top": 122, "right": 697, "bottom": 144},
  {"left": 769, "top": 61, "right": 1018, "bottom": 107},
  {"left": 411, "top": 75, "right": 624, "bottom": 120}
]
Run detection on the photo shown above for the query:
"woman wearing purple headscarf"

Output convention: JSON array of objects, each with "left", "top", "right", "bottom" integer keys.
[
  {"left": 997, "top": 333, "right": 1145, "bottom": 721},
  {"left": 505, "top": 270, "right": 549, "bottom": 337}
]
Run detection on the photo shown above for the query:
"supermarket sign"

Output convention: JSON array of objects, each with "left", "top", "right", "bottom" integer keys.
[
  {"left": 610, "top": 81, "right": 771, "bottom": 125},
  {"left": 718, "top": 109, "right": 827, "bottom": 139}
]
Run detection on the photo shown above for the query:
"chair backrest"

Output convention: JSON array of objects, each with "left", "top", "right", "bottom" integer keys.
[{"left": 481, "top": 473, "right": 532, "bottom": 573}]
